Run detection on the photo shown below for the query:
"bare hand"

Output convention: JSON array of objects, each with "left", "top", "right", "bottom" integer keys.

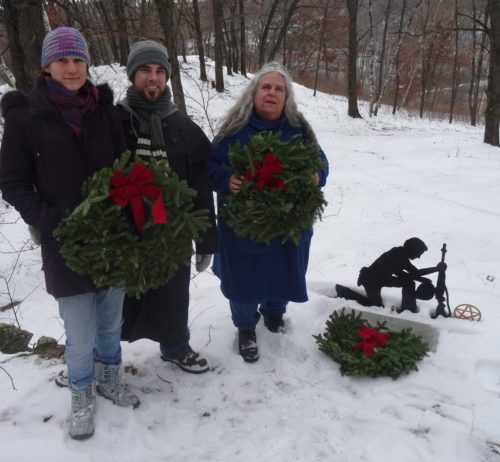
[{"left": 229, "top": 174, "right": 243, "bottom": 193}]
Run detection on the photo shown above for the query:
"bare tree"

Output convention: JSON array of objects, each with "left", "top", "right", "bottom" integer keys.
[
  {"left": 192, "top": 0, "right": 207, "bottom": 81},
  {"left": 239, "top": 0, "right": 247, "bottom": 77},
  {"left": 346, "top": 0, "right": 362, "bottom": 118},
  {"left": 468, "top": 0, "right": 488, "bottom": 126},
  {"left": 484, "top": 0, "right": 500, "bottom": 146},
  {"left": 257, "top": 0, "right": 281, "bottom": 67},
  {"left": 1, "top": 0, "right": 45, "bottom": 93},
  {"left": 266, "top": 0, "right": 300, "bottom": 63},
  {"left": 212, "top": 0, "right": 225, "bottom": 92},
  {"left": 448, "top": 0, "right": 459, "bottom": 123},
  {"left": 314, "top": 0, "right": 330, "bottom": 97},
  {"left": 155, "top": 0, "right": 188, "bottom": 114}
]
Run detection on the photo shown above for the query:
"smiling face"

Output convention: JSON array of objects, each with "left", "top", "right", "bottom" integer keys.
[
  {"left": 44, "top": 57, "right": 87, "bottom": 93},
  {"left": 253, "top": 72, "right": 286, "bottom": 122},
  {"left": 133, "top": 63, "right": 167, "bottom": 102}
]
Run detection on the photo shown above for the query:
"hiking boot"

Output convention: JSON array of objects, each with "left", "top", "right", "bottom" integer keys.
[
  {"left": 238, "top": 329, "right": 259, "bottom": 363},
  {"left": 95, "top": 362, "right": 140, "bottom": 409},
  {"left": 69, "top": 382, "right": 96, "bottom": 440},
  {"left": 161, "top": 349, "right": 209, "bottom": 374},
  {"left": 263, "top": 314, "right": 286, "bottom": 333}
]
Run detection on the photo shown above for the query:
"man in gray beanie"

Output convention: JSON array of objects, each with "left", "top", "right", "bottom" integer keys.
[{"left": 118, "top": 40, "right": 218, "bottom": 373}]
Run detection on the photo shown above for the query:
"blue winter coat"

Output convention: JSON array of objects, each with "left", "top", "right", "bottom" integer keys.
[{"left": 208, "top": 113, "right": 329, "bottom": 304}]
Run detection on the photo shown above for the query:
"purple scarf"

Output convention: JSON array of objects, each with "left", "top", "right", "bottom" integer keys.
[{"left": 45, "top": 77, "right": 99, "bottom": 136}]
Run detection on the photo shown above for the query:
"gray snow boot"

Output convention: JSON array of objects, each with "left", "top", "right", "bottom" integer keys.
[
  {"left": 69, "top": 382, "right": 96, "bottom": 440},
  {"left": 95, "top": 361, "right": 140, "bottom": 409}
]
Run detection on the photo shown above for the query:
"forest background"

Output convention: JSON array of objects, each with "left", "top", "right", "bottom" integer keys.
[{"left": 0, "top": 0, "right": 499, "bottom": 146}]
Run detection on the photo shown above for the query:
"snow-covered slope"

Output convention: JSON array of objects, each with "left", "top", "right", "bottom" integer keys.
[{"left": 1, "top": 57, "right": 499, "bottom": 462}]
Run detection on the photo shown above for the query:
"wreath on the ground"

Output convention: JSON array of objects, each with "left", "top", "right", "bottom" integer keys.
[
  {"left": 314, "top": 309, "right": 429, "bottom": 379},
  {"left": 222, "top": 130, "right": 327, "bottom": 245},
  {"left": 55, "top": 151, "right": 211, "bottom": 298}
]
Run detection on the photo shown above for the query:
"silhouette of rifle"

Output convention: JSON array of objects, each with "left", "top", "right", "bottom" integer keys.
[{"left": 431, "top": 243, "right": 451, "bottom": 318}]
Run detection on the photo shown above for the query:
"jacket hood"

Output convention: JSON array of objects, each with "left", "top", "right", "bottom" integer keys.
[{"left": 1, "top": 90, "right": 27, "bottom": 118}]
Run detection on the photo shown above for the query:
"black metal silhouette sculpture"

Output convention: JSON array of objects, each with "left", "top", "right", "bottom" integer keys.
[
  {"left": 336, "top": 237, "right": 447, "bottom": 314},
  {"left": 430, "top": 243, "right": 451, "bottom": 318}
]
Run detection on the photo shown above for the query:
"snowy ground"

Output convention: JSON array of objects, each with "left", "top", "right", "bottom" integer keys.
[{"left": 1, "top": 58, "right": 499, "bottom": 462}]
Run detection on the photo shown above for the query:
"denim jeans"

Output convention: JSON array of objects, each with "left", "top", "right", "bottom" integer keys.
[
  {"left": 229, "top": 300, "right": 287, "bottom": 330},
  {"left": 58, "top": 288, "right": 124, "bottom": 389},
  {"left": 160, "top": 328, "right": 190, "bottom": 359}
]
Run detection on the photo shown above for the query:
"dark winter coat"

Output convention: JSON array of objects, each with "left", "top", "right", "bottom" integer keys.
[
  {"left": 118, "top": 102, "right": 218, "bottom": 345},
  {"left": 0, "top": 77, "right": 126, "bottom": 299},
  {"left": 208, "top": 113, "right": 329, "bottom": 304}
]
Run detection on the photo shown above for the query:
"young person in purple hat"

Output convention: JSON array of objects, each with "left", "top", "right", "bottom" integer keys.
[{"left": 0, "top": 26, "right": 139, "bottom": 440}]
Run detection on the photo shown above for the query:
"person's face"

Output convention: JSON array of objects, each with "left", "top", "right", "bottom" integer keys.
[
  {"left": 253, "top": 72, "right": 286, "bottom": 122},
  {"left": 44, "top": 57, "right": 87, "bottom": 93},
  {"left": 133, "top": 64, "right": 167, "bottom": 102}
]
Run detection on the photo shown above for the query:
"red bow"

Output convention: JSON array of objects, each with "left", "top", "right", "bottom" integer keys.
[
  {"left": 244, "top": 152, "right": 286, "bottom": 192},
  {"left": 109, "top": 163, "right": 167, "bottom": 234},
  {"left": 353, "top": 325, "right": 389, "bottom": 357}
]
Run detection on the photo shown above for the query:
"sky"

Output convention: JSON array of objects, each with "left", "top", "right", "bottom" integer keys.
[{"left": 0, "top": 58, "right": 499, "bottom": 462}]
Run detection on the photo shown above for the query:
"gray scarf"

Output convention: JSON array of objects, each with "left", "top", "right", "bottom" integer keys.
[{"left": 125, "top": 85, "right": 178, "bottom": 149}]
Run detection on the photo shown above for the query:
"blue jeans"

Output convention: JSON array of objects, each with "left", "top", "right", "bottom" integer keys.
[
  {"left": 160, "top": 328, "right": 190, "bottom": 359},
  {"left": 58, "top": 288, "right": 124, "bottom": 389},
  {"left": 229, "top": 300, "right": 287, "bottom": 330}
]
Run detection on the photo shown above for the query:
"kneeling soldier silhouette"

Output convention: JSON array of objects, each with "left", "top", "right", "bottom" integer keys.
[{"left": 336, "top": 237, "right": 446, "bottom": 313}]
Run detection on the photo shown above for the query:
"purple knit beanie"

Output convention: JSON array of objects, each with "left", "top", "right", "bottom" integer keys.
[{"left": 41, "top": 27, "right": 90, "bottom": 68}]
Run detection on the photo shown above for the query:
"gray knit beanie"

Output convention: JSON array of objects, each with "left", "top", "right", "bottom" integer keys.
[{"left": 126, "top": 40, "right": 171, "bottom": 81}]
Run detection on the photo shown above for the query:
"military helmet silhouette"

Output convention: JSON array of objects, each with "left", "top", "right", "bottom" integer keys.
[{"left": 403, "top": 237, "right": 428, "bottom": 258}]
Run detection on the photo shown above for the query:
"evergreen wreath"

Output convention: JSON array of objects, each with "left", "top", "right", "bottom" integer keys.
[
  {"left": 55, "top": 151, "right": 211, "bottom": 298},
  {"left": 222, "top": 130, "right": 327, "bottom": 245},
  {"left": 314, "top": 309, "right": 429, "bottom": 379}
]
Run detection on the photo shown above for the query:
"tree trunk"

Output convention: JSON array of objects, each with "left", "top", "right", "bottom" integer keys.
[
  {"left": 392, "top": 0, "right": 407, "bottom": 114},
  {"left": 484, "top": 0, "right": 500, "bottom": 146},
  {"left": 367, "top": 0, "right": 376, "bottom": 116},
  {"left": 112, "top": 0, "right": 129, "bottom": 66},
  {"left": 192, "top": 0, "right": 207, "bottom": 81},
  {"left": 418, "top": 0, "right": 432, "bottom": 119},
  {"left": 229, "top": 0, "right": 239, "bottom": 73},
  {"left": 155, "top": 0, "right": 188, "bottom": 114},
  {"left": 373, "top": 0, "right": 391, "bottom": 116},
  {"left": 266, "top": 0, "right": 300, "bottom": 63},
  {"left": 258, "top": 0, "right": 281, "bottom": 67},
  {"left": 222, "top": 14, "right": 233, "bottom": 76},
  {"left": 469, "top": 5, "right": 488, "bottom": 126},
  {"left": 448, "top": 0, "right": 460, "bottom": 123},
  {"left": 346, "top": 0, "right": 362, "bottom": 118},
  {"left": 212, "top": 0, "right": 225, "bottom": 92},
  {"left": 314, "top": 0, "right": 330, "bottom": 97},
  {"left": 239, "top": 0, "right": 247, "bottom": 77},
  {"left": 1, "top": 0, "right": 45, "bottom": 93}
]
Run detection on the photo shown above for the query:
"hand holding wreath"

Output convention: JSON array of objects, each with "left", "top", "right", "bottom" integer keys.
[
  {"left": 55, "top": 151, "right": 211, "bottom": 298},
  {"left": 222, "top": 130, "right": 327, "bottom": 245}
]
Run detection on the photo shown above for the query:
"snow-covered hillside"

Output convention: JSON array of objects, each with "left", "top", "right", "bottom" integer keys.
[{"left": 1, "top": 57, "right": 499, "bottom": 462}]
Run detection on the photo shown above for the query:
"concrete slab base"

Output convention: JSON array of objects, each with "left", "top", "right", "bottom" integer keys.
[{"left": 335, "top": 308, "right": 440, "bottom": 352}]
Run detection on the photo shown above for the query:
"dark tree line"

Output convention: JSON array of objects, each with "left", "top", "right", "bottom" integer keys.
[{"left": 0, "top": 0, "right": 498, "bottom": 146}]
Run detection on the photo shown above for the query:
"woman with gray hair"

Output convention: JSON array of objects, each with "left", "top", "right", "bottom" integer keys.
[{"left": 208, "top": 62, "right": 329, "bottom": 363}]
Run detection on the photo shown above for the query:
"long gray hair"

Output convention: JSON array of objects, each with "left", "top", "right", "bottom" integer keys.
[{"left": 216, "top": 61, "right": 319, "bottom": 148}]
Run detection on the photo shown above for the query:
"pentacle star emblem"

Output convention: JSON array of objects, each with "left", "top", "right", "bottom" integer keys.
[{"left": 453, "top": 304, "right": 481, "bottom": 321}]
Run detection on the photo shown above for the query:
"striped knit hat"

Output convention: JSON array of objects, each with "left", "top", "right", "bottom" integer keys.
[{"left": 41, "top": 27, "right": 90, "bottom": 68}]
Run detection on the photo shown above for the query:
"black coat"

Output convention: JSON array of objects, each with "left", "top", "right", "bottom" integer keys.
[
  {"left": 119, "top": 104, "right": 218, "bottom": 345},
  {"left": 0, "top": 78, "right": 126, "bottom": 298}
]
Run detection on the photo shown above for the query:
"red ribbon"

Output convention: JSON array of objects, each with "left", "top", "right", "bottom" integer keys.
[
  {"left": 353, "top": 325, "right": 389, "bottom": 357},
  {"left": 109, "top": 163, "right": 167, "bottom": 234},
  {"left": 244, "top": 152, "right": 286, "bottom": 192}
]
